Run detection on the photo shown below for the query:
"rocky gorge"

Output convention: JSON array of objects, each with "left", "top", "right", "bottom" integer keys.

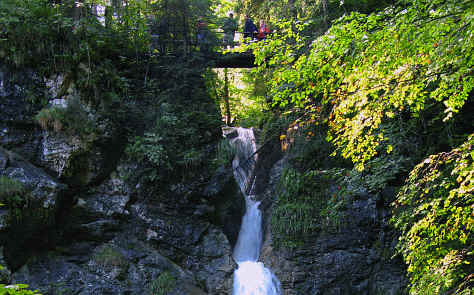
[
  {"left": 0, "top": 64, "right": 410, "bottom": 294},
  {"left": 1, "top": 0, "right": 472, "bottom": 293}
]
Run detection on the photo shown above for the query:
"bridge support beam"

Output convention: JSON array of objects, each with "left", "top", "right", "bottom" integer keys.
[{"left": 211, "top": 52, "right": 256, "bottom": 68}]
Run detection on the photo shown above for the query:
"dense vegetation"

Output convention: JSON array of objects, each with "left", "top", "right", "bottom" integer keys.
[
  {"left": 0, "top": 0, "right": 472, "bottom": 294},
  {"left": 244, "top": 0, "right": 472, "bottom": 293},
  {"left": 0, "top": 0, "right": 223, "bottom": 293}
]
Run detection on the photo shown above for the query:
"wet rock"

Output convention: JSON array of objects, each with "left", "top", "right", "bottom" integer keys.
[
  {"left": 259, "top": 157, "right": 408, "bottom": 295},
  {"left": 0, "top": 210, "right": 8, "bottom": 232},
  {"left": 1, "top": 65, "right": 234, "bottom": 294},
  {"left": 0, "top": 68, "right": 44, "bottom": 164},
  {"left": 88, "top": 244, "right": 130, "bottom": 281},
  {"left": 0, "top": 247, "right": 11, "bottom": 283},
  {"left": 39, "top": 126, "right": 122, "bottom": 187},
  {"left": 0, "top": 147, "right": 68, "bottom": 270},
  {"left": 0, "top": 148, "right": 8, "bottom": 169},
  {"left": 12, "top": 237, "right": 208, "bottom": 295},
  {"left": 40, "top": 132, "right": 82, "bottom": 179},
  {"left": 0, "top": 148, "right": 67, "bottom": 208},
  {"left": 192, "top": 228, "right": 237, "bottom": 294},
  {"left": 204, "top": 165, "right": 245, "bottom": 247},
  {"left": 66, "top": 167, "right": 131, "bottom": 242}
]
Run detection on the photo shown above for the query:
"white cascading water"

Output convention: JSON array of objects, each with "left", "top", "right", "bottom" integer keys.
[{"left": 229, "top": 128, "right": 281, "bottom": 295}]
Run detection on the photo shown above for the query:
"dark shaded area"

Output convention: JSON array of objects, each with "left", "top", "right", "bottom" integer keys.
[{"left": 211, "top": 52, "right": 256, "bottom": 68}]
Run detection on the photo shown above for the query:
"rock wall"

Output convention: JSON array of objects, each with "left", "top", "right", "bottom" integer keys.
[
  {"left": 258, "top": 156, "right": 408, "bottom": 295},
  {"left": 0, "top": 67, "right": 241, "bottom": 294}
]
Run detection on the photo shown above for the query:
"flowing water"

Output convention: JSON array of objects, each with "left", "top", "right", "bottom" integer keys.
[{"left": 229, "top": 128, "right": 281, "bottom": 295}]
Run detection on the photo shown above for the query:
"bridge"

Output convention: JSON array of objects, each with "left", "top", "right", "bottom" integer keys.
[{"left": 150, "top": 31, "right": 258, "bottom": 68}]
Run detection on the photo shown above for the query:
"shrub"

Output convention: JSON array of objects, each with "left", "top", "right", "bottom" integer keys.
[
  {"left": 35, "top": 107, "right": 66, "bottom": 132},
  {"left": 272, "top": 168, "right": 331, "bottom": 248},
  {"left": 0, "top": 284, "right": 41, "bottom": 295},
  {"left": 0, "top": 176, "right": 26, "bottom": 206},
  {"left": 35, "top": 98, "right": 96, "bottom": 139}
]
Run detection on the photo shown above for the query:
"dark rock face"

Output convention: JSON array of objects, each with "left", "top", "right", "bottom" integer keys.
[
  {"left": 0, "top": 67, "right": 240, "bottom": 294},
  {"left": 0, "top": 147, "right": 69, "bottom": 269},
  {"left": 0, "top": 68, "right": 44, "bottom": 164},
  {"left": 10, "top": 160, "right": 238, "bottom": 294},
  {"left": 259, "top": 158, "right": 408, "bottom": 295},
  {"left": 204, "top": 165, "right": 245, "bottom": 247}
]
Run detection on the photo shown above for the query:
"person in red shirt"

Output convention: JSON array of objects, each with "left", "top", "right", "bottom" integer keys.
[{"left": 257, "top": 19, "right": 270, "bottom": 41}]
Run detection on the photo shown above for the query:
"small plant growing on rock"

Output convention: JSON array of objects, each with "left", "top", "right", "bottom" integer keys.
[
  {"left": 35, "top": 107, "right": 66, "bottom": 132},
  {"left": 92, "top": 246, "right": 128, "bottom": 269},
  {"left": 215, "top": 139, "right": 236, "bottom": 167},
  {"left": 148, "top": 271, "right": 176, "bottom": 295},
  {"left": 90, "top": 245, "right": 129, "bottom": 281},
  {"left": 35, "top": 98, "right": 96, "bottom": 139}
]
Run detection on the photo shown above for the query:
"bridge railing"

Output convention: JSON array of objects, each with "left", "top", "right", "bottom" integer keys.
[{"left": 148, "top": 29, "right": 269, "bottom": 55}]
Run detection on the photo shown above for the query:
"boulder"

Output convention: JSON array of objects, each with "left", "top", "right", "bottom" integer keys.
[{"left": 0, "top": 147, "right": 68, "bottom": 270}]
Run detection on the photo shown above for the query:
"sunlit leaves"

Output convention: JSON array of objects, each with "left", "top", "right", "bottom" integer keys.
[
  {"left": 392, "top": 134, "right": 473, "bottom": 294},
  {"left": 249, "top": 0, "right": 472, "bottom": 170}
]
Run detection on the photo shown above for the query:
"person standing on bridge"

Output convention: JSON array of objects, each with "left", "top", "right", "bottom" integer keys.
[
  {"left": 196, "top": 17, "right": 209, "bottom": 52},
  {"left": 257, "top": 19, "right": 270, "bottom": 41},
  {"left": 243, "top": 14, "right": 258, "bottom": 41},
  {"left": 222, "top": 13, "right": 238, "bottom": 48}
]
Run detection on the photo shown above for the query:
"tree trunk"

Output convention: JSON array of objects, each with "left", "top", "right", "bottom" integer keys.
[
  {"left": 289, "top": 0, "right": 297, "bottom": 19},
  {"left": 180, "top": 0, "right": 190, "bottom": 55},
  {"left": 105, "top": 6, "right": 113, "bottom": 28}
]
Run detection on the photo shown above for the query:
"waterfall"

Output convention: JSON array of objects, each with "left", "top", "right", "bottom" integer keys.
[{"left": 229, "top": 128, "right": 281, "bottom": 295}]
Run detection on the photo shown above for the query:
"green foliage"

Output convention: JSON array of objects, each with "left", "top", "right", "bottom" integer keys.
[
  {"left": 127, "top": 133, "right": 170, "bottom": 168},
  {"left": 126, "top": 82, "right": 221, "bottom": 184},
  {"left": 233, "top": 100, "right": 270, "bottom": 128},
  {"left": 249, "top": 0, "right": 473, "bottom": 170},
  {"left": 214, "top": 138, "right": 236, "bottom": 167},
  {"left": 0, "top": 0, "right": 153, "bottom": 108},
  {"left": 0, "top": 284, "right": 41, "bottom": 295},
  {"left": 148, "top": 271, "right": 176, "bottom": 295},
  {"left": 179, "top": 148, "right": 205, "bottom": 171},
  {"left": 236, "top": 0, "right": 393, "bottom": 22},
  {"left": 35, "top": 98, "right": 96, "bottom": 139},
  {"left": 272, "top": 167, "right": 337, "bottom": 248},
  {"left": 0, "top": 176, "right": 26, "bottom": 207},
  {"left": 391, "top": 134, "right": 473, "bottom": 294}
]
